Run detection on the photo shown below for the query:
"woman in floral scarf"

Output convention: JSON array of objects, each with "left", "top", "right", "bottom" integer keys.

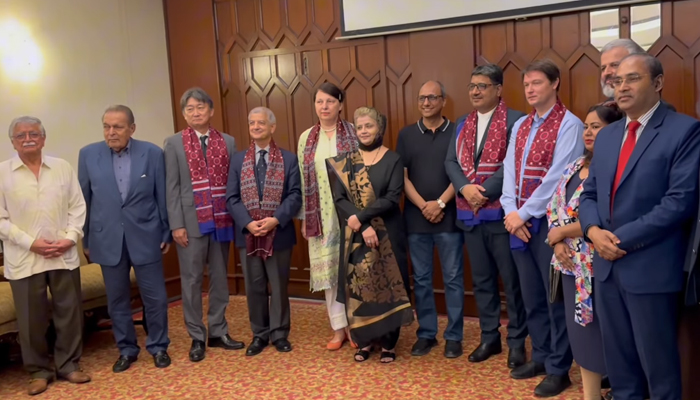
[{"left": 546, "top": 102, "right": 623, "bottom": 400}]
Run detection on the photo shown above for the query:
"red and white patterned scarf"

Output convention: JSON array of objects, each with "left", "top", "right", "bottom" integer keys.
[
  {"left": 514, "top": 99, "right": 567, "bottom": 208},
  {"left": 302, "top": 118, "right": 357, "bottom": 237},
  {"left": 241, "top": 139, "right": 285, "bottom": 259},
  {"left": 183, "top": 127, "right": 234, "bottom": 242},
  {"left": 456, "top": 98, "right": 509, "bottom": 212}
]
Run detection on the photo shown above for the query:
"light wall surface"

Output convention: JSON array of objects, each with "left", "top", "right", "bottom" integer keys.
[{"left": 0, "top": 0, "right": 174, "bottom": 167}]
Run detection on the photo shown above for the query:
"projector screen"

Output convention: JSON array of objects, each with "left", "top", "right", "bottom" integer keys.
[{"left": 339, "top": 0, "right": 648, "bottom": 39}]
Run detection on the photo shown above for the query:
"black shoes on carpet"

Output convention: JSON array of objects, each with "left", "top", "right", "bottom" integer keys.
[
  {"left": 245, "top": 337, "right": 293, "bottom": 356},
  {"left": 511, "top": 360, "right": 571, "bottom": 397},
  {"left": 189, "top": 334, "right": 246, "bottom": 362},
  {"left": 112, "top": 351, "right": 171, "bottom": 373},
  {"left": 410, "top": 338, "right": 463, "bottom": 358}
]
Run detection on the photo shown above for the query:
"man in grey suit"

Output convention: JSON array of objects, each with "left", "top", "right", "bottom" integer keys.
[
  {"left": 226, "top": 107, "right": 302, "bottom": 356},
  {"left": 444, "top": 64, "right": 528, "bottom": 369},
  {"left": 79, "top": 105, "right": 171, "bottom": 372},
  {"left": 163, "top": 87, "right": 244, "bottom": 362}
]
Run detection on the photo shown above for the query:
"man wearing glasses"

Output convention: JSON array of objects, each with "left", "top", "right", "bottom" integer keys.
[
  {"left": 580, "top": 53, "right": 700, "bottom": 400},
  {"left": 445, "top": 64, "right": 528, "bottom": 369},
  {"left": 396, "top": 80, "right": 464, "bottom": 359},
  {"left": 0, "top": 116, "right": 90, "bottom": 395}
]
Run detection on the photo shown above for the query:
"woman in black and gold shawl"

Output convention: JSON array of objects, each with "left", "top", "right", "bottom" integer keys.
[{"left": 325, "top": 106, "right": 413, "bottom": 363}]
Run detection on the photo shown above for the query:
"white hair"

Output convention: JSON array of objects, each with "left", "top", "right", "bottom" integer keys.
[
  {"left": 601, "top": 38, "right": 645, "bottom": 56},
  {"left": 248, "top": 107, "right": 276, "bottom": 124},
  {"left": 8, "top": 116, "right": 46, "bottom": 139}
]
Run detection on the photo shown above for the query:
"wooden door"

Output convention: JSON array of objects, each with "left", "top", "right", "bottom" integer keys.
[{"left": 228, "top": 37, "right": 388, "bottom": 298}]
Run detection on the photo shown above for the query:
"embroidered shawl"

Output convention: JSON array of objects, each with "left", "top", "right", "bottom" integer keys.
[
  {"left": 241, "top": 139, "right": 285, "bottom": 260},
  {"left": 546, "top": 156, "right": 594, "bottom": 326},
  {"left": 302, "top": 119, "right": 357, "bottom": 238},
  {"left": 514, "top": 99, "right": 567, "bottom": 208},
  {"left": 182, "top": 127, "right": 234, "bottom": 242},
  {"left": 455, "top": 99, "right": 509, "bottom": 225}
]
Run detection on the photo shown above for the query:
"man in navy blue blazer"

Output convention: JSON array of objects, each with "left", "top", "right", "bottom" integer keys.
[
  {"left": 579, "top": 54, "right": 700, "bottom": 400},
  {"left": 226, "top": 106, "right": 301, "bottom": 356},
  {"left": 78, "top": 105, "right": 172, "bottom": 372}
]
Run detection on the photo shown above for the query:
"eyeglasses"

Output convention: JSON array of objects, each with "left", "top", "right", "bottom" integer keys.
[
  {"left": 12, "top": 132, "right": 42, "bottom": 141},
  {"left": 468, "top": 83, "right": 495, "bottom": 92},
  {"left": 610, "top": 74, "right": 649, "bottom": 88},
  {"left": 418, "top": 95, "right": 443, "bottom": 103}
]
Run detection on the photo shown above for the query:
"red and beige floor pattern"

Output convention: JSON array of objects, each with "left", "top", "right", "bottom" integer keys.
[{"left": 0, "top": 296, "right": 587, "bottom": 399}]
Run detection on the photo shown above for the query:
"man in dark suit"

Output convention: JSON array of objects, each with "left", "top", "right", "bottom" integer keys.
[
  {"left": 226, "top": 106, "right": 302, "bottom": 356},
  {"left": 78, "top": 105, "right": 171, "bottom": 372},
  {"left": 579, "top": 53, "right": 700, "bottom": 400},
  {"left": 445, "top": 64, "right": 528, "bottom": 369}
]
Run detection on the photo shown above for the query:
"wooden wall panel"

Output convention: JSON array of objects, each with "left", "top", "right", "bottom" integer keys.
[{"left": 171, "top": 0, "right": 700, "bottom": 316}]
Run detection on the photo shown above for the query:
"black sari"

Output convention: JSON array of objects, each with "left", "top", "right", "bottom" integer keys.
[{"left": 325, "top": 150, "right": 413, "bottom": 348}]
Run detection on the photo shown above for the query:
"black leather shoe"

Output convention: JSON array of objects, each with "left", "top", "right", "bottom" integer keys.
[
  {"left": 246, "top": 337, "right": 268, "bottom": 356},
  {"left": 534, "top": 374, "right": 571, "bottom": 397},
  {"left": 410, "top": 338, "right": 438, "bottom": 356},
  {"left": 507, "top": 347, "right": 526, "bottom": 369},
  {"left": 273, "top": 338, "right": 292, "bottom": 353},
  {"left": 444, "top": 340, "right": 463, "bottom": 358},
  {"left": 510, "top": 360, "right": 547, "bottom": 380},
  {"left": 208, "top": 334, "right": 245, "bottom": 350},
  {"left": 189, "top": 340, "right": 206, "bottom": 362},
  {"left": 468, "top": 342, "right": 502, "bottom": 363},
  {"left": 112, "top": 355, "right": 137, "bottom": 373},
  {"left": 153, "top": 351, "right": 171, "bottom": 368}
]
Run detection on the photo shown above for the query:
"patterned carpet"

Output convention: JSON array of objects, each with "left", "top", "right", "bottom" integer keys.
[{"left": 0, "top": 296, "right": 587, "bottom": 399}]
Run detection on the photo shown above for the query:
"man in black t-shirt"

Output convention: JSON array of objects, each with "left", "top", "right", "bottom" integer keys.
[{"left": 397, "top": 80, "right": 464, "bottom": 359}]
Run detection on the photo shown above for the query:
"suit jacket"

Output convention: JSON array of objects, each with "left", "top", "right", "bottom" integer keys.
[
  {"left": 683, "top": 173, "right": 700, "bottom": 305},
  {"left": 445, "top": 107, "right": 525, "bottom": 231},
  {"left": 225, "top": 147, "right": 302, "bottom": 251},
  {"left": 163, "top": 131, "right": 236, "bottom": 237},
  {"left": 579, "top": 103, "right": 700, "bottom": 294},
  {"left": 78, "top": 139, "right": 171, "bottom": 266}
]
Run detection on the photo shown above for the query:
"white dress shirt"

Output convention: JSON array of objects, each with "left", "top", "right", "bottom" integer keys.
[
  {"left": 621, "top": 101, "right": 661, "bottom": 150},
  {"left": 477, "top": 107, "right": 497, "bottom": 150},
  {"left": 0, "top": 156, "right": 86, "bottom": 280}
]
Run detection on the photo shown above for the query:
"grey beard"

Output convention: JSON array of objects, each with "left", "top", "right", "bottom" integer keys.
[{"left": 602, "top": 83, "right": 615, "bottom": 98}]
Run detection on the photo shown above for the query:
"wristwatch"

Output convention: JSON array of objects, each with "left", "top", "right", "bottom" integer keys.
[{"left": 437, "top": 199, "right": 446, "bottom": 209}]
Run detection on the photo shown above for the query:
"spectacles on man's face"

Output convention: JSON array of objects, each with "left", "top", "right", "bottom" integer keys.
[
  {"left": 468, "top": 83, "right": 495, "bottom": 92},
  {"left": 610, "top": 74, "right": 649, "bottom": 88},
  {"left": 418, "top": 95, "right": 443, "bottom": 103},
  {"left": 12, "top": 132, "right": 42, "bottom": 141}
]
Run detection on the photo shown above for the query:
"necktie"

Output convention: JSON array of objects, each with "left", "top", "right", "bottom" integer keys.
[
  {"left": 611, "top": 120, "right": 641, "bottom": 209},
  {"left": 200, "top": 135, "right": 208, "bottom": 158},
  {"left": 256, "top": 150, "right": 267, "bottom": 199}
]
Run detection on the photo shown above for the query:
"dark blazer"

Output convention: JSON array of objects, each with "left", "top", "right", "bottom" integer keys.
[
  {"left": 579, "top": 103, "right": 700, "bottom": 294},
  {"left": 78, "top": 139, "right": 171, "bottom": 266},
  {"left": 684, "top": 172, "right": 700, "bottom": 305},
  {"left": 225, "top": 147, "right": 302, "bottom": 250},
  {"left": 444, "top": 107, "right": 525, "bottom": 231}
]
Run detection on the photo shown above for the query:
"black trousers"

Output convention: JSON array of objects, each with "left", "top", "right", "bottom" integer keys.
[
  {"left": 356, "top": 327, "right": 401, "bottom": 350},
  {"left": 10, "top": 269, "right": 83, "bottom": 380}
]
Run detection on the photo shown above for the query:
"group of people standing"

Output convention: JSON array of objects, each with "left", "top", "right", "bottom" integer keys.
[{"left": 0, "top": 36, "right": 698, "bottom": 400}]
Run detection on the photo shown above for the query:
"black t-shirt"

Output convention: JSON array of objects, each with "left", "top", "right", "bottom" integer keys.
[{"left": 396, "top": 117, "right": 457, "bottom": 234}]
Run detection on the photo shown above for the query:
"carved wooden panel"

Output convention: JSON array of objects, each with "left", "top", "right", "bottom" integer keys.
[{"left": 210, "top": 0, "right": 700, "bottom": 310}]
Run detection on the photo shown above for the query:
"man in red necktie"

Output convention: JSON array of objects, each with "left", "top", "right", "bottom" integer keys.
[{"left": 579, "top": 53, "right": 700, "bottom": 400}]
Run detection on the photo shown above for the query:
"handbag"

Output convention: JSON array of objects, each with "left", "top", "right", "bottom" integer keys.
[{"left": 549, "top": 266, "right": 564, "bottom": 304}]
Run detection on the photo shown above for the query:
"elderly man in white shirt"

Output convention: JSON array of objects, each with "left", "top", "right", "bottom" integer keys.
[{"left": 0, "top": 116, "right": 91, "bottom": 396}]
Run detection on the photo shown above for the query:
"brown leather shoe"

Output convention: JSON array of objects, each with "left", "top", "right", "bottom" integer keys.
[
  {"left": 27, "top": 379, "right": 48, "bottom": 396},
  {"left": 65, "top": 370, "right": 91, "bottom": 384}
]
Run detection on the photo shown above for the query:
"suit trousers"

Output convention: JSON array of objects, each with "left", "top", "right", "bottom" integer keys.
[
  {"left": 464, "top": 222, "right": 528, "bottom": 349},
  {"left": 239, "top": 248, "right": 292, "bottom": 343},
  {"left": 596, "top": 267, "right": 681, "bottom": 400},
  {"left": 176, "top": 234, "right": 231, "bottom": 342},
  {"left": 10, "top": 268, "right": 83, "bottom": 380},
  {"left": 101, "top": 240, "right": 170, "bottom": 356},
  {"left": 408, "top": 232, "right": 465, "bottom": 341},
  {"left": 510, "top": 217, "right": 572, "bottom": 376}
]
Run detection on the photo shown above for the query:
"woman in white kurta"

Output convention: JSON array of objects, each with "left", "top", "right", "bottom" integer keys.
[{"left": 298, "top": 82, "right": 358, "bottom": 350}]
